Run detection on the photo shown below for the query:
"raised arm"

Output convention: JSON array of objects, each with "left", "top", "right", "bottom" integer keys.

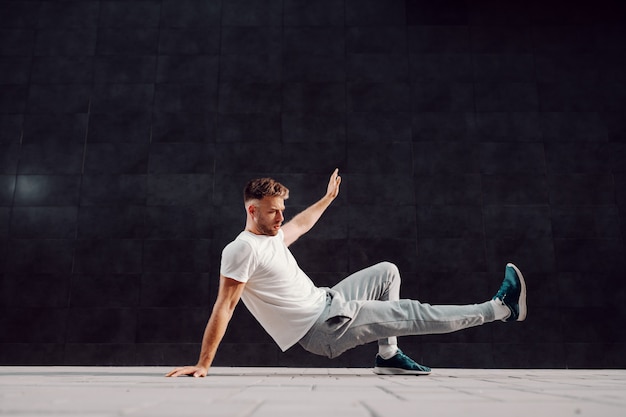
[
  {"left": 166, "top": 275, "right": 245, "bottom": 377},
  {"left": 282, "top": 168, "right": 341, "bottom": 247}
]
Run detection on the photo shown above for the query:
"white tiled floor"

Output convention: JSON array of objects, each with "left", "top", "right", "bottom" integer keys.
[{"left": 1, "top": 367, "right": 625, "bottom": 416}]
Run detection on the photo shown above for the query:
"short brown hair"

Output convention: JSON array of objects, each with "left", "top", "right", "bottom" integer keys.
[{"left": 244, "top": 177, "right": 289, "bottom": 203}]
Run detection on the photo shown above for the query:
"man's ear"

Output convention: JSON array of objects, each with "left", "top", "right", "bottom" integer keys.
[{"left": 246, "top": 203, "right": 256, "bottom": 217}]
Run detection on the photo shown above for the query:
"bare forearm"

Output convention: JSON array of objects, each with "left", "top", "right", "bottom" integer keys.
[
  {"left": 289, "top": 194, "right": 335, "bottom": 234},
  {"left": 197, "top": 307, "right": 232, "bottom": 369}
]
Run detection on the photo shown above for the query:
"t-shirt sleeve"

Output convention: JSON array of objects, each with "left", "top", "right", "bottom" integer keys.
[{"left": 220, "top": 238, "right": 256, "bottom": 283}]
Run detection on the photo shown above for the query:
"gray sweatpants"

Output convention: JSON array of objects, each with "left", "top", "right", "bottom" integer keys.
[{"left": 298, "top": 262, "right": 496, "bottom": 358}]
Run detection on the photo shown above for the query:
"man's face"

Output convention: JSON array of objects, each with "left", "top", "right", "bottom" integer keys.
[{"left": 249, "top": 196, "right": 285, "bottom": 236}]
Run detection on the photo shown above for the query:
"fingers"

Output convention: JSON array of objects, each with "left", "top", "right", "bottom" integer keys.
[{"left": 165, "top": 366, "right": 206, "bottom": 378}]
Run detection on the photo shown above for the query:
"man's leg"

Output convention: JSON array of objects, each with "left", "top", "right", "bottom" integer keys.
[
  {"left": 301, "top": 263, "right": 526, "bottom": 374},
  {"left": 330, "top": 262, "right": 401, "bottom": 358}
]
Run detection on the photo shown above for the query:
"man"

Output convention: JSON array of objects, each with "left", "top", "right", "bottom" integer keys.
[{"left": 167, "top": 169, "right": 526, "bottom": 377}]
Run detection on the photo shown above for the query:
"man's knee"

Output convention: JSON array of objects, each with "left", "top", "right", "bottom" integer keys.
[{"left": 378, "top": 261, "right": 400, "bottom": 281}]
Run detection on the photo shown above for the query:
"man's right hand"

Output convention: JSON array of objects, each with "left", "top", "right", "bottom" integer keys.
[{"left": 165, "top": 365, "right": 208, "bottom": 378}]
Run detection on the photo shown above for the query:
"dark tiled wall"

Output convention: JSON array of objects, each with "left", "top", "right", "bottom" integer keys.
[{"left": 1, "top": 0, "right": 625, "bottom": 368}]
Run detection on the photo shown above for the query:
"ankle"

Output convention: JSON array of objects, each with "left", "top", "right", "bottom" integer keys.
[{"left": 378, "top": 345, "right": 398, "bottom": 360}]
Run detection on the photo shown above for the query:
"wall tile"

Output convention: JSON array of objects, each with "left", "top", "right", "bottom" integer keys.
[
  {"left": 412, "top": 112, "right": 474, "bottom": 142},
  {"left": 96, "top": 28, "right": 159, "bottom": 55},
  {"left": 34, "top": 28, "right": 97, "bottom": 56},
  {"left": 143, "top": 239, "right": 211, "bottom": 272},
  {"left": 482, "top": 174, "right": 549, "bottom": 205},
  {"left": 414, "top": 142, "right": 480, "bottom": 174},
  {"left": 0, "top": 1, "right": 41, "bottom": 28},
  {"left": 283, "top": 83, "right": 345, "bottom": 113},
  {"left": 470, "top": 26, "right": 532, "bottom": 53},
  {"left": 136, "top": 307, "right": 211, "bottom": 343},
  {"left": 159, "top": 28, "right": 220, "bottom": 55},
  {"left": 94, "top": 56, "right": 157, "bottom": 84},
  {"left": 145, "top": 206, "right": 211, "bottom": 239},
  {"left": 548, "top": 174, "right": 615, "bottom": 205},
  {"left": 474, "top": 82, "right": 539, "bottom": 112},
  {"left": 284, "top": 54, "right": 345, "bottom": 83},
  {"left": 406, "top": 1, "right": 468, "bottom": 25},
  {"left": 66, "top": 308, "right": 136, "bottom": 343},
  {"left": 78, "top": 206, "right": 146, "bottom": 239},
  {"left": 74, "top": 239, "right": 143, "bottom": 274},
  {"left": 88, "top": 112, "right": 151, "bottom": 143},
  {"left": 0, "top": 343, "right": 65, "bottom": 365},
  {"left": 283, "top": 113, "right": 345, "bottom": 143},
  {"left": 0, "top": 175, "right": 16, "bottom": 206},
  {"left": 217, "top": 113, "right": 281, "bottom": 143},
  {"left": 416, "top": 238, "right": 486, "bottom": 272},
  {"left": 147, "top": 174, "right": 212, "bottom": 206},
  {"left": 160, "top": 0, "right": 221, "bottom": 28},
  {"left": 99, "top": 0, "right": 161, "bottom": 28},
  {"left": 80, "top": 175, "right": 147, "bottom": 206},
  {"left": 157, "top": 55, "right": 218, "bottom": 84},
  {"left": 0, "top": 114, "right": 22, "bottom": 144},
  {"left": 0, "top": 308, "right": 68, "bottom": 343},
  {"left": 70, "top": 274, "right": 141, "bottom": 307},
  {"left": 220, "top": 27, "right": 282, "bottom": 55},
  {"left": 148, "top": 143, "right": 214, "bottom": 174},
  {"left": 152, "top": 112, "right": 215, "bottom": 143},
  {"left": 484, "top": 205, "right": 552, "bottom": 239},
  {"left": 0, "top": 56, "right": 31, "bottom": 84},
  {"left": 349, "top": 205, "right": 417, "bottom": 238},
  {"left": 283, "top": 0, "right": 345, "bottom": 26},
  {"left": 348, "top": 142, "right": 412, "bottom": 174},
  {"left": 63, "top": 343, "right": 136, "bottom": 366},
  {"left": 284, "top": 27, "right": 345, "bottom": 56},
  {"left": 552, "top": 206, "right": 621, "bottom": 239},
  {"left": 11, "top": 207, "right": 77, "bottom": 239},
  {"left": 410, "top": 54, "right": 473, "bottom": 82},
  {"left": 479, "top": 142, "right": 546, "bottom": 174},
  {"left": 2, "top": 273, "right": 70, "bottom": 307},
  {"left": 347, "top": 26, "right": 407, "bottom": 54},
  {"left": 408, "top": 26, "right": 470, "bottom": 53},
  {"left": 281, "top": 142, "right": 346, "bottom": 174},
  {"left": 18, "top": 143, "right": 84, "bottom": 174},
  {"left": 5, "top": 239, "right": 74, "bottom": 273},
  {"left": 347, "top": 174, "right": 415, "bottom": 205},
  {"left": 411, "top": 81, "right": 474, "bottom": 111},
  {"left": 348, "top": 82, "right": 410, "bottom": 112},
  {"left": 91, "top": 84, "right": 154, "bottom": 114},
  {"left": 140, "top": 273, "right": 211, "bottom": 307},
  {"left": 154, "top": 84, "right": 217, "bottom": 113},
  {"left": 485, "top": 238, "right": 556, "bottom": 273},
  {"left": 218, "top": 83, "right": 281, "bottom": 113},
  {"left": 348, "top": 112, "right": 410, "bottom": 143},
  {"left": 348, "top": 54, "right": 408, "bottom": 82},
  {"left": 37, "top": 1, "right": 100, "bottom": 29},
  {"left": 415, "top": 174, "right": 483, "bottom": 206},
  {"left": 27, "top": 84, "right": 91, "bottom": 114},
  {"left": 554, "top": 238, "right": 625, "bottom": 272},
  {"left": 84, "top": 143, "right": 148, "bottom": 174},
  {"left": 23, "top": 114, "right": 88, "bottom": 144},
  {"left": 221, "top": 54, "right": 283, "bottom": 83},
  {"left": 14, "top": 175, "right": 81, "bottom": 206},
  {"left": 418, "top": 206, "right": 484, "bottom": 238},
  {"left": 221, "top": 0, "right": 282, "bottom": 26},
  {"left": 346, "top": 0, "right": 405, "bottom": 26}
]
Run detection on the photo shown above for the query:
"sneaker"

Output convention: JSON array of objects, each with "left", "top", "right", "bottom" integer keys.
[
  {"left": 373, "top": 350, "right": 431, "bottom": 375},
  {"left": 493, "top": 263, "right": 527, "bottom": 322}
]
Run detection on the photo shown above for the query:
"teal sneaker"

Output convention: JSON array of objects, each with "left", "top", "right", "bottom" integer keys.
[
  {"left": 373, "top": 350, "right": 431, "bottom": 375},
  {"left": 493, "top": 263, "right": 527, "bottom": 322}
]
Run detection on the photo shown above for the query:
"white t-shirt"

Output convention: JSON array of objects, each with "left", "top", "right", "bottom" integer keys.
[{"left": 220, "top": 229, "right": 327, "bottom": 351}]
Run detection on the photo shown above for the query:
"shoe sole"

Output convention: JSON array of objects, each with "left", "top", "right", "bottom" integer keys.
[
  {"left": 507, "top": 262, "right": 527, "bottom": 321},
  {"left": 373, "top": 367, "right": 431, "bottom": 376}
]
